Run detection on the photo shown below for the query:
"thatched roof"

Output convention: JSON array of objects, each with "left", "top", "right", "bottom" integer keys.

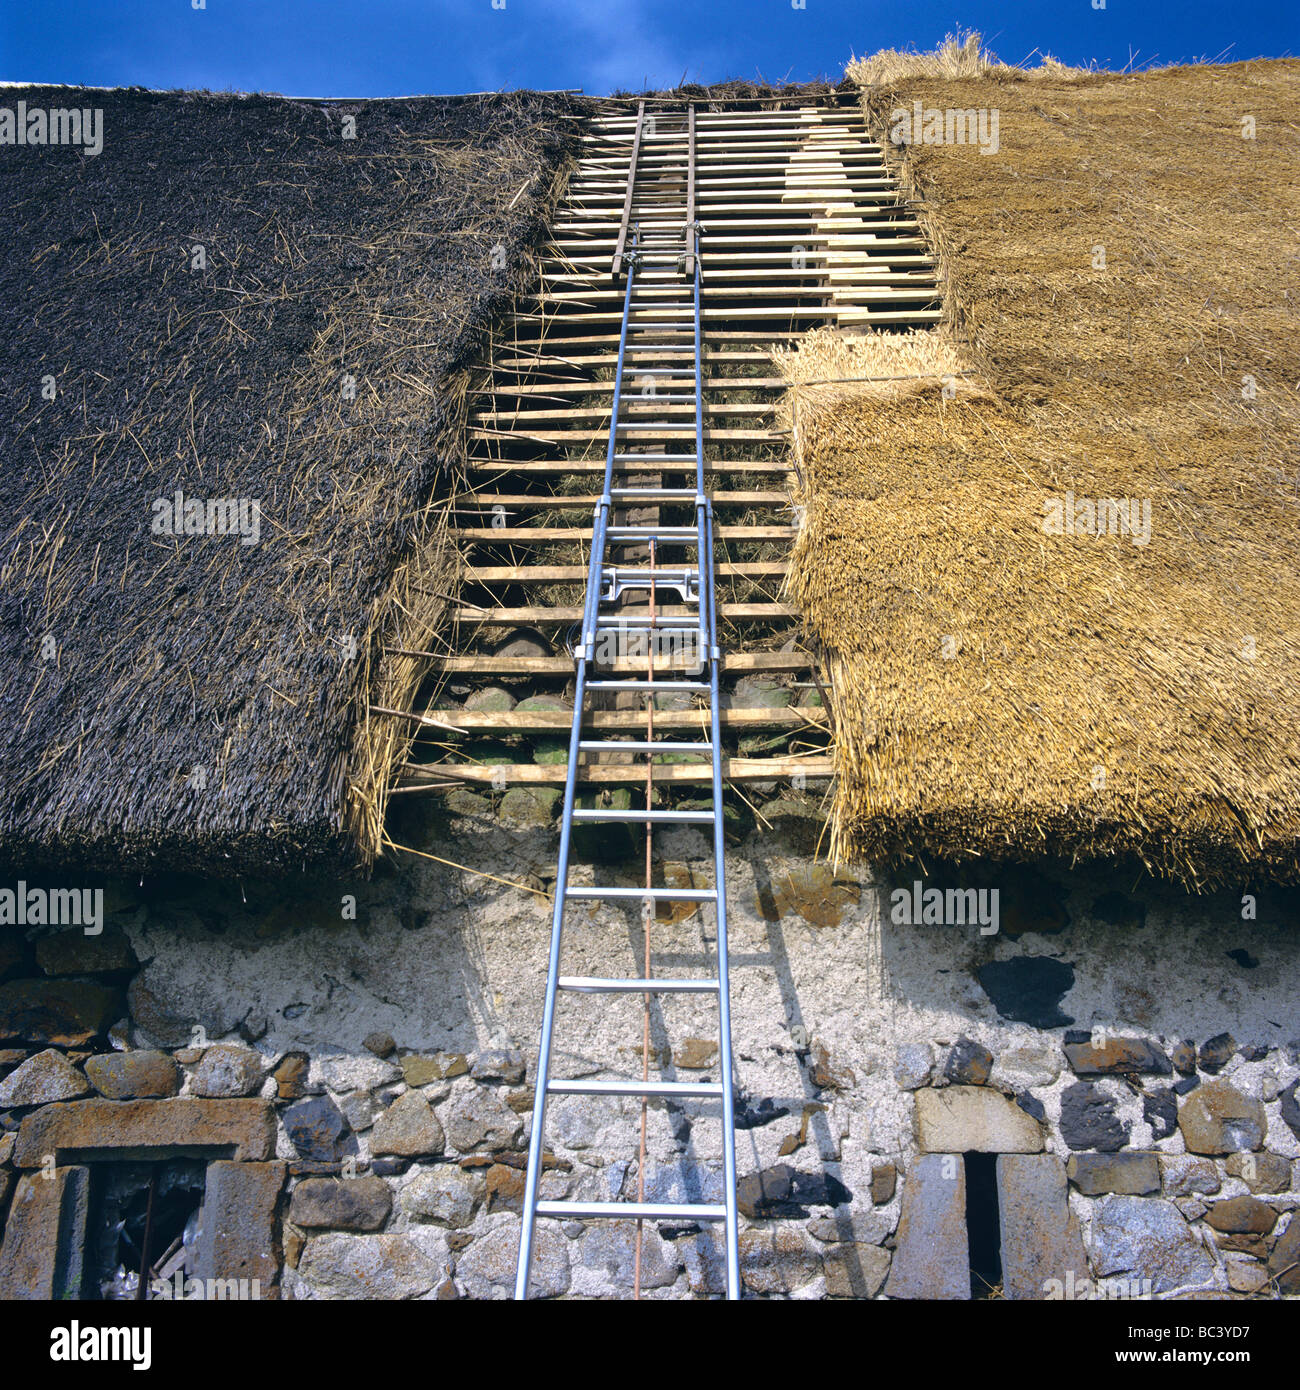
[
  {"left": 0, "top": 85, "right": 583, "bottom": 876},
  {"left": 787, "top": 57, "right": 1300, "bottom": 890}
]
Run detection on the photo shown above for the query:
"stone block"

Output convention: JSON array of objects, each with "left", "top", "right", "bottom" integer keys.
[
  {"left": 460, "top": 1220, "right": 569, "bottom": 1299},
  {"left": 191, "top": 1044, "right": 264, "bottom": 1098},
  {"left": 870, "top": 1161, "right": 897, "bottom": 1205},
  {"left": 282, "top": 1095, "right": 357, "bottom": 1164},
  {"left": 34, "top": 928, "right": 137, "bottom": 977},
  {"left": 808, "top": 1208, "right": 893, "bottom": 1245},
  {"left": 1224, "top": 1152, "right": 1292, "bottom": 1193},
  {"left": 1064, "top": 1037, "right": 1170, "bottom": 1076},
  {"left": 1268, "top": 1215, "right": 1300, "bottom": 1295},
  {"left": 894, "top": 1042, "right": 933, "bottom": 1090},
  {"left": 1203, "top": 1196, "right": 1277, "bottom": 1235},
  {"left": 84, "top": 1050, "right": 180, "bottom": 1099},
  {"left": 1089, "top": 1196, "right": 1216, "bottom": 1294},
  {"left": 997, "top": 1154, "right": 1089, "bottom": 1299},
  {"left": 400, "top": 1166, "right": 483, "bottom": 1228},
  {"left": 943, "top": 1037, "right": 993, "bottom": 1086},
  {"left": 914, "top": 1085, "right": 1043, "bottom": 1153},
  {"left": 990, "top": 1044, "right": 1061, "bottom": 1091},
  {"left": 0, "top": 979, "right": 120, "bottom": 1046},
  {"left": 975, "top": 957, "right": 1075, "bottom": 1028},
  {"left": 1197, "top": 1033, "right": 1235, "bottom": 1073},
  {"left": 1059, "top": 1081, "right": 1128, "bottom": 1152},
  {"left": 400, "top": 1052, "right": 468, "bottom": 1086},
  {"left": 581, "top": 1223, "right": 681, "bottom": 1291},
  {"left": 1066, "top": 1152, "right": 1160, "bottom": 1196},
  {"left": 289, "top": 1176, "right": 391, "bottom": 1232},
  {"left": 0, "top": 1049, "right": 91, "bottom": 1106},
  {"left": 1177, "top": 1081, "right": 1266, "bottom": 1154},
  {"left": 194, "top": 1160, "right": 285, "bottom": 1296},
  {"left": 823, "top": 1242, "right": 891, "bottom": 1298},
  {"left": 1160, "top": 1155, "right": 1220, "bottom": 1197},
  {"left": 884, "top": 1155, "right": 968, "bottom": 1299},
  {"left": 735, "top": 1163, "right": 850, "bottom": 1218},
  {"left": 738, "top": 1226, "right": 821, "bottom": 1295},
  {"left": 0, "top": 1165, "right": 89, "bottom": 1298},
  {"left": 371, "top": 1091, "right": 446, "bottom": 1159},
  {"left": 443, "top": 1089, "right": 522, "bottom": 1153},
  {"left": 298, "top": 1230, "right": 448, "bottom": 1300},
  {"left": 470, "top": 1050, "right": 525, "bottom": 1085}
]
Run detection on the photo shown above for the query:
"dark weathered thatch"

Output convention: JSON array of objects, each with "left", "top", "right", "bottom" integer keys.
[{"left": 0, "top": 85, "right": 585, "bottom": 876}]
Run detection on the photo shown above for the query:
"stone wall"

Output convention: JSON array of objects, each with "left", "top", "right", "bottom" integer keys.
[{"left": 1, "top": 799, "right": 1297, "bottom": 1299}]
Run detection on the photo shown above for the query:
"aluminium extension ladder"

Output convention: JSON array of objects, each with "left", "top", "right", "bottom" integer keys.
[{"left": 515, "top": 103, "right": 742, "bottom": 1300}]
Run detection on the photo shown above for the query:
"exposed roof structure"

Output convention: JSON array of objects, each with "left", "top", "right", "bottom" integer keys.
[{"left": 0, "top": 85, "right": 583, "bottom": 876}]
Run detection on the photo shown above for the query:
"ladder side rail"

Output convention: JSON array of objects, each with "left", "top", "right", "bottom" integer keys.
[
  {"left": 697, "top": 218, "right": 741, "bottom": 1298},
  {"left": 603, "top": 230, "right": 641, "bottom": 506},
  {"left": 610, "top": 99, "right": 646, "bottom": 280},
  {"left": 692, "top": 222, "right": 705, "bottom": 499},
  {"left": 581, "top": 231, "right": 639, "bottom": 655},
  {"left": 517, "top": 228, "right": 643, "bottom": 1300},
  {"left": 704, "top": 496, "right": 740, "bottom": 1300},
  {"left": 513, "top": 655, "right": 592, "bottom": 1300},
  {"left": 684, "top": 104, "right": 697, "bottom": 277}
]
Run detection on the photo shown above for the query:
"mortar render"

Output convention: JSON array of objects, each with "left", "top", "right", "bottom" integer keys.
[{"left": 76, "top": 811, "right": 1300, "bottom": 1298}]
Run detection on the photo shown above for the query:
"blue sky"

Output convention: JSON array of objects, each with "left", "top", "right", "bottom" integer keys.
[{"left": 1, "top": 0, "right": 1295, "bottom": 97}]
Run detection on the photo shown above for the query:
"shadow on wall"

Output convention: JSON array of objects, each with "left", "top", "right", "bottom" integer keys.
[
  {"left": 55, "top": 862, "right": 507, "bottom": 1058},
  {"left": 873, "top": 858, "right": 1300, "bottom": 1046}
]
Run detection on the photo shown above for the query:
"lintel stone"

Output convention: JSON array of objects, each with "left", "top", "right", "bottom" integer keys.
[
  {"left": 15, "top": 1097, "right": 275, "bottom": 1166},
  {"left": 915, "top": 1085, "right": 1043, "bottom": 1153}
]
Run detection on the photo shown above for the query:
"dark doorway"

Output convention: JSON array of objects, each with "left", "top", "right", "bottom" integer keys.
[
  {"left": 963, "top": 1152, "right": 1003, "bottom": 1299},
  {"left": 85, "top": 1160, "right": 206, "bottom": 1299}
]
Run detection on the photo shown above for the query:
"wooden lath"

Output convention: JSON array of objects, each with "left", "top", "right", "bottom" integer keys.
[{"left": 390, "top": 94, "right": 943, "bottom": 798}]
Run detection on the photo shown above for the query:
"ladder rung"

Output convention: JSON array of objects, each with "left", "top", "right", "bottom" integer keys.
[
  {"left": 570, "top": 807, "right": 714, "bottom": 822},
  {"left": 535, "top": 1200, "right": 727, "bottom": 1222},
  {"left": 592, "top": 616, "right": 702, "bottom": 630},
  {"left": 548, "top": 1079, "right": 725, "bottom": 1098},
  {"left": 585, "top": 679, "right": 711, "bottom": 691},
  {"left": 609, "top": 487, "right": 700, "bottom": 500},
  {"left": 603, "top": 567, "right": 699, "bottom": 580},
  {"left": 606, "top": 526, "right": 699, "bottom": 539},
  {"left": 612, "top": 453, "right": 700, "bottom": 462},
  {"left": 576, "top": 740, "right": 712, "bottom": 753},
  {"left": 565, "top": 886, "right": 718, "bottom": 902},
  {"left": 557, "top": 976, "right": 720, "bottom": 994}
]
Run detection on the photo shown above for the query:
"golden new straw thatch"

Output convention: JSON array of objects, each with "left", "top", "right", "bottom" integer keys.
[{"left": 782, "top": 51, "right": 1300, "bottom": 890}]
